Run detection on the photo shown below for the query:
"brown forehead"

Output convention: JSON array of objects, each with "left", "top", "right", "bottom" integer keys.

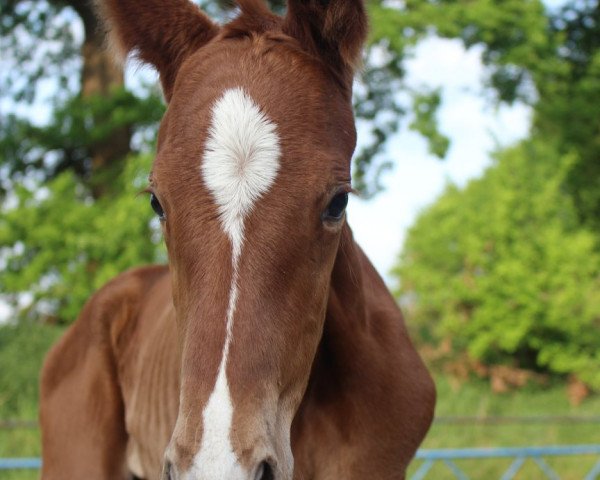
[{"left": 155, "top": 32, "right": 357, "bottom": 175}]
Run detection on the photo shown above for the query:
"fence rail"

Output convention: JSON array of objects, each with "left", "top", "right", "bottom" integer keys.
[
  {"left": 433, "top": 416, "right": 600, "bottom": 425},
  {"left": 2, "top": 445, "right": 600, "bottom": 479},
  {"left": 0, "top": 458, "right": 40, "bottom": 470},
  {"left": 2, "top": 417, "right": 600, "bottom": 478},
  {"left": 412, "top": 445, "right": 600, "bottom": 480}
]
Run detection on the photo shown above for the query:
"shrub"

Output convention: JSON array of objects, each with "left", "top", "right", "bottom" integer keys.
[{"left": 395, "top": 140, "right": 600, "bottom": 389}]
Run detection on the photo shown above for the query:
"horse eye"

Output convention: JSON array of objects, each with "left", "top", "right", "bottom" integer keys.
[
  {"left": 323, "top": 191, "right": 348, "bottom": 222},
  {"left": 150, "top": 193, "right": 165, "bottom": 220}
]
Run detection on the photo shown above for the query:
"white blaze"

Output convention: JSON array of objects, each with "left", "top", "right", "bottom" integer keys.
[{"left": 188, "top": 87, "right": 281, "bottom": 478}]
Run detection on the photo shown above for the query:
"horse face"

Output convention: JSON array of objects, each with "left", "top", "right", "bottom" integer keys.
[
  {"left": 100, "top": 1, "right": 366, "bottom": 479},
  {"left": 155, "top": 41, "right": 358, "bottom": 480}
]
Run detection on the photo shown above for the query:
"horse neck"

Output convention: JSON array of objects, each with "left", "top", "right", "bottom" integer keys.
[
  {"left": 328, "top": 223, "right": 370, "bottom": 335},
  {"left": 290, "top": 224, "right": 380, "bottom": 447},
  {"left": 309, "top": 221, "right": 403, "bottom": 391}
]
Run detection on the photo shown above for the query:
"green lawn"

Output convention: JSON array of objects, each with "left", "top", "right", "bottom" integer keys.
[
  {"left": 0, "top": 323, "right": 61, "bottom": 480},
  {"left": 0, "top": 419, "right": 39, "bottom": 480},
  {"left": 408, "top": 377, "right": 600, "bottom": 479},
  {"left": 1, "top": 375, "right": 599, "bottom": 479}
]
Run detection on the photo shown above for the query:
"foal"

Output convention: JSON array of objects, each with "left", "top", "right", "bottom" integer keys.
[{"left": 40, "top": 1, "right": 435, "bottom": 479}]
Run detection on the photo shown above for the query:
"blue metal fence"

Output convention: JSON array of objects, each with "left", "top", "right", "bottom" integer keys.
[
  {"left": 2, "top": 445, "right": 600, "bottom": 479},
  {"left": 2, "top": 417, "right": 599, "bottom": 477},
  {"left": 412, "top": 445, "right": 600, "bottom": 480},
  {"left": 0, "top": 457, "right": 41, "bottom": 470}
]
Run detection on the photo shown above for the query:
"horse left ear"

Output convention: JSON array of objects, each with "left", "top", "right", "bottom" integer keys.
[
  {"left": 283, "top": 0, "right": 368, "bottom": 86},
  {"left": 97, "top": 0, "right": 219, "bottom": 101}
]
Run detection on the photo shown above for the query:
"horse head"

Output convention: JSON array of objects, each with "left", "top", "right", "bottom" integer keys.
[{"left": 99, "top": 1, "right": 367, "bottom": 478}]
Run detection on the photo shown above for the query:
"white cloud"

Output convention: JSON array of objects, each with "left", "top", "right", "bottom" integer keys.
[{"left": 348, "top": 37, "right": 531, "bottom": 285}]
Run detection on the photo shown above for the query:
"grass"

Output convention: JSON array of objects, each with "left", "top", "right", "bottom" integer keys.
[
  {"left": 1, "top": 369, "right": 599, "bottom": 479},
  {"left": 407, "top": 376, "right": 600, "bottom": 479},
  {"left": 0, "top": 407, "right": 39, "bottom": 480},
  {"left": 0, "top": 323, "right": 61, "bottom": 480},
  {"left": 0, "top": 431, "right": 38, "bottom": 480}
]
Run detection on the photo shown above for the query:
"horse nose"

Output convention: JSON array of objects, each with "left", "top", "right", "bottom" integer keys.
[{"left": 161, "top": 456, "right": 278, "bottom": 480}]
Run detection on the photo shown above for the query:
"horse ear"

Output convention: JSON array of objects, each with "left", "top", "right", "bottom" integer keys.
[
  {"left": 97, "top": 0, "right": 219, "bottom": 101},
  {"left": 283, "top": 0, "right": 368, "bottom": 85}
]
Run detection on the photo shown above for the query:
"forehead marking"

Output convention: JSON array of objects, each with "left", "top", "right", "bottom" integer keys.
[
  {"left": 189, "top": 87, "right": 281, "bottom": 478},
  {"left": 202, "top": 87, "right": 281, "bottom": 257}
]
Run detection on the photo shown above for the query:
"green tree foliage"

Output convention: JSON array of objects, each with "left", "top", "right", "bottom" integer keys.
[
  {"left": 1, "top": 89, "right": 164, "bottom": 196},
  {"left": 0, "top": 85, "right": 163, "bottom": 324},
  {"left": 1, "top": 0, "right": 164, "bottom": 324},
  {"left": 1, "top": 0, "right": 81, "bottom": 104},
  {"left": 395, "top": 140, "right": 600, "bottom": 388},
  {"left": 0, "top": 153, "right": 164, "bottom": 323},
  {"left": 390, "top": 0, "right": 600, "bottom": 387},
  {"left": 384, "top": 0, "right": 600, "bottom": 230}
]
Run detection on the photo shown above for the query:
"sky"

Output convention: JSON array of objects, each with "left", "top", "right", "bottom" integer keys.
[
  {"left": 348, "top": 0, "right": 569, "bottom": 286},
  {"left": 348, "top": 37, "right": 531, "bottom": 286}
]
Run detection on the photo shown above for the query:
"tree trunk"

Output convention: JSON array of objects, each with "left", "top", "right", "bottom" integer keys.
[{"left": 70, "top": 0, "right": 132, "bottom": 198}]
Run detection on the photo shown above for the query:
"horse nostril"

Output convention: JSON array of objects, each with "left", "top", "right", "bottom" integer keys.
[
  {"left": 162, "top": 459, "right": 174, "bottom": 480},
  {"left": 255, "top": 460, "right": 275, "bottom": 480}
]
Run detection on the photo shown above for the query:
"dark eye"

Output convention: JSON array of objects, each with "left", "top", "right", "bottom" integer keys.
[
  {"left": 323, "top": 191, "right": 348, "bottom": 222},
  {"left": 150, "top": 193, "right": 166, "bottom": 220}
]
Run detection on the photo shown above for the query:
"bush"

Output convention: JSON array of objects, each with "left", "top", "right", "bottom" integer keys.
[
  {"left": 0, "top": 153, "right": 165, "bottom": 324},
  {"left": 395, "top": 140, "right": 600, "bottom": 389}
]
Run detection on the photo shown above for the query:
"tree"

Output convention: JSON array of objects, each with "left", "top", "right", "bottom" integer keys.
[
  {"left": 388, "top": 0, "right": 600, "bottom": 388},
  {"left": 1, "top": 0, "right": 164, "bottom": 323},
  {"left": 1, "top": 0, "right": 134, "bottom": 195},
  {"left": 0, "top": 154, "right": 165, "bottom": 323},
  {"left": 378, "top": 0, "right": 600, "bottom": 230},
  {"left": 395, "top": 140, "right": 600, "bottom": 389}
]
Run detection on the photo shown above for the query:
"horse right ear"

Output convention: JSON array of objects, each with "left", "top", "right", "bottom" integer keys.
[
  {"left": 283, "top": 0, "right": 368, "bottom": 89},
  {"left": 97, "top": 0, "right": 219, "bottom": 101}
]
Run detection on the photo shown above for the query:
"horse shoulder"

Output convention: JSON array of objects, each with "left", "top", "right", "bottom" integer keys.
[{"left": 39, "top": 265, "right": 169, "bottom": 479}]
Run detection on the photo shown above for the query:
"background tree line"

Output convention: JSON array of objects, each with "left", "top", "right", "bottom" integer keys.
[
  {"left": 1, "top": 0, "right": 599, "bottom": 406},
  {"left": 394, "top": 0, "right": 600, "bottom": 391}
]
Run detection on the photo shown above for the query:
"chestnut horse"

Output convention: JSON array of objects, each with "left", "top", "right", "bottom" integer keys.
[{"left": 39, "top": 1, "right": 435, "bottom": 479}]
